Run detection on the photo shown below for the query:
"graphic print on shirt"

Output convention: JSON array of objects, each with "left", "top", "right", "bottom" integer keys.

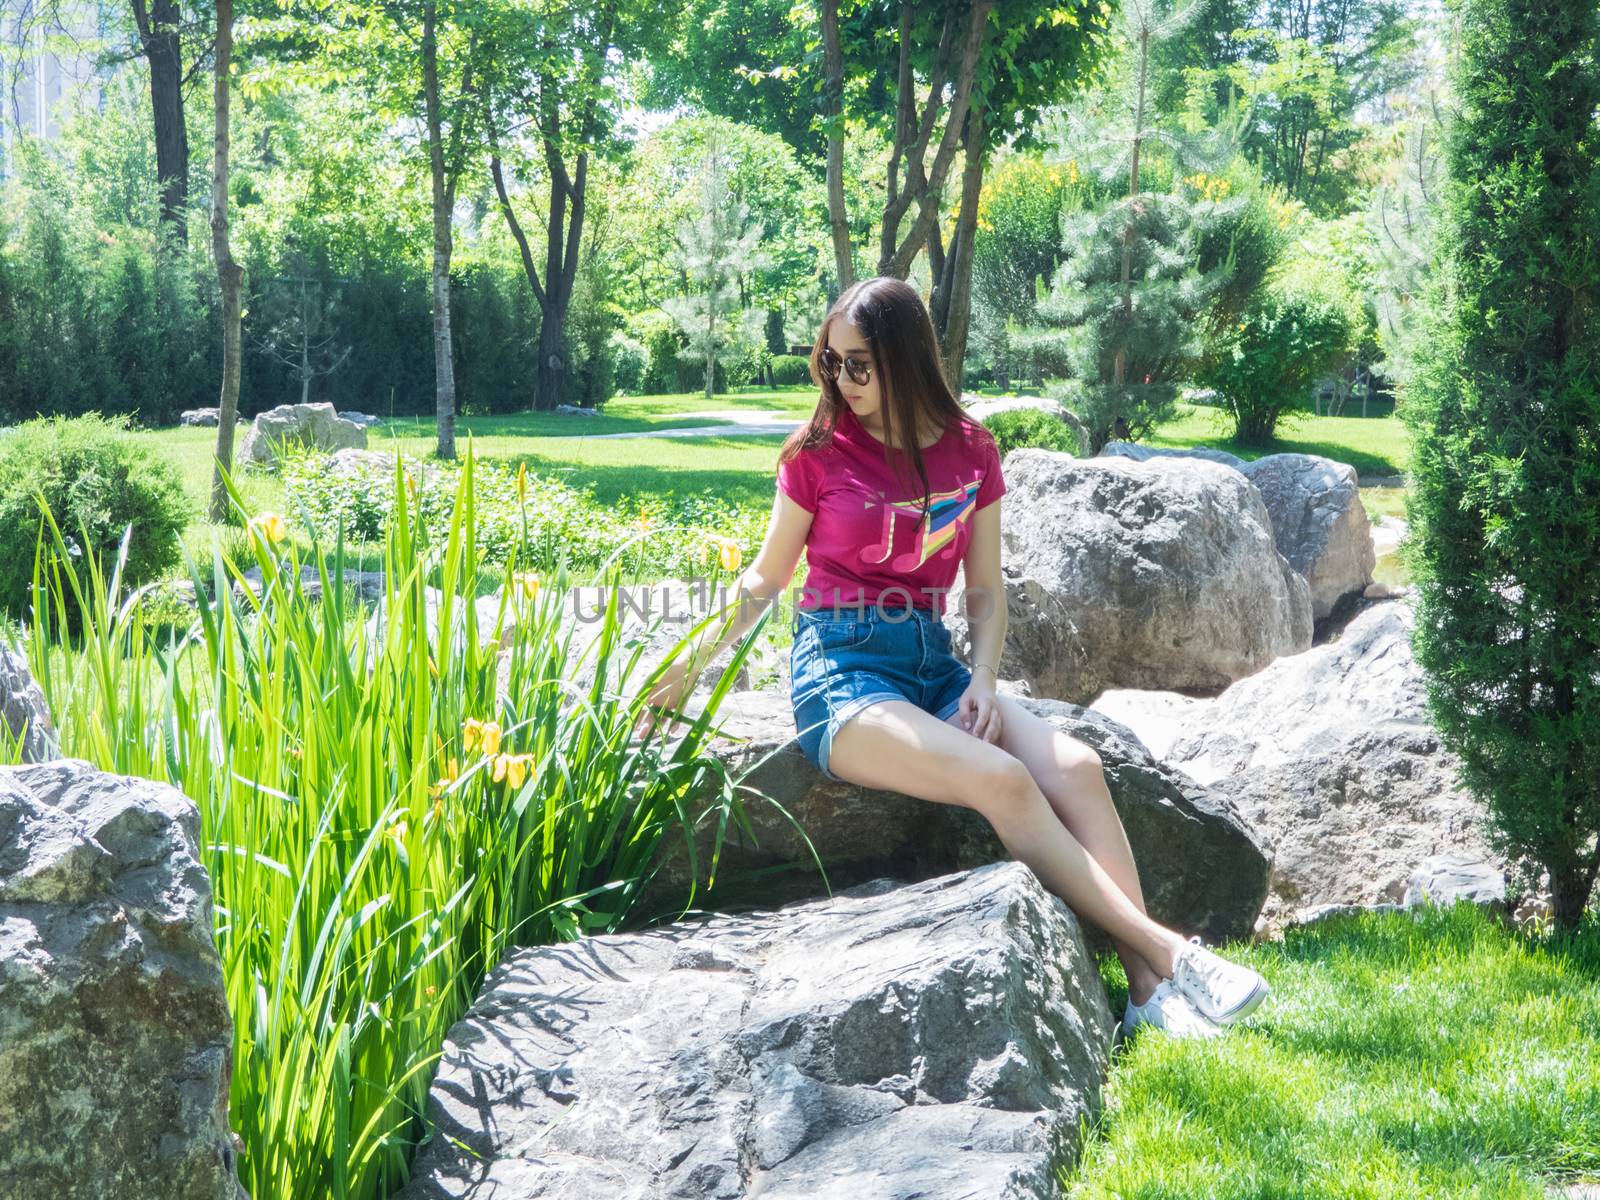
[{"left": 861, "top": 477, "right": 984, "bottom": 572}]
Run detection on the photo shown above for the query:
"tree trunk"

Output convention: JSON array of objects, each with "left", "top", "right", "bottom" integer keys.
[
  {"left": 822, "top": 0, "right": 853, "bottom": 289},
  {"left": 208, "top": 0, "right": 242, "bottom": 524},
  {"left": 935, "top": 93, "right": 985, "bottom": 394},
  {"left": 131, "top": 0, "right": 189, "bottom": 243},
  {"left": 1114, "top": 20, "right": 1150, "bottom": 391},
  {"left": 423, "top": 0, "right": 458, "bottom": 459}
]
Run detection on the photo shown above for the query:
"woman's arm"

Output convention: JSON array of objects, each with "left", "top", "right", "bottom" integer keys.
[{"left": 962, "top": 498, "right": 1007, "bottom": 682}]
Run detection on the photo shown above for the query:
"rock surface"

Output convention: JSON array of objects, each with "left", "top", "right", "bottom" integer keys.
[
  {"left": 399, "top": 861, "right": 1115, "bottom": 1200},
  {"left": 239, "top": 401, "right": 368, "bottom": 468},
  {"left": 1, "top": 641, "right": 55, "bottom": 763},
  {"left": 0, "top": 760, "right": 243, "bottom": 1199},
  {"left": 1098, "top": 440, "right": 1247, "bottom": 470},
  {"left": 946, "top": 450, "right": 1312, "bottom": 703},
  {"left": 642, "top": 689, "right": 1270, "bottom": 949},
  {"left": 1110, "top": 599, "right": 1506, "bottom": 932},
  {"left": 1237, "top": 453, "right": 1375, "bottom": 621}
]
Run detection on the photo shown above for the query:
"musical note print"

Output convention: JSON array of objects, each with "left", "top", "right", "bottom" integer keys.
[{"left": 860, "top": 478, "right": 984, "bottom": 572}]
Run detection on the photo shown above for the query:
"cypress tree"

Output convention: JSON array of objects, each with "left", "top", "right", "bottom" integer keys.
[{"left": 1402, "top": 0, "right": 1600, "bottom": 929}]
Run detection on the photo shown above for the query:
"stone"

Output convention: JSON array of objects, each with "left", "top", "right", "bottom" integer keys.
[
  {"left": 642, "top": 689, "right": 1270, "bottom": 949},
  {"left": 1122, "top": 599, "right": 1505, "bottom": 934},
  {"left": 1403, "top": 854, "right": 1506, "bottom": 912},
  {"left": 1098, "top": 440, "right": 1247, "bottom": 470},
  {"left": 397, "top": 861, "right": 1115, "bottom": 1200},
  {"left": 366, "top": 587, "right": 520, "bottom": 658},
  {"left": 944, "top": 450, "right": 1312, "bottom": 703},
  {"left": 180, "top": 407, "right": 220, "bottom": 427},
  {"left": 1, "top": 640, "right": 55, "bottom": 763},
  {"left": 326, "top": 447, "right": 424, "bottom": 480},
  {"left": 1237, "top": 453, "right": 1375, "bottom": 622},
  {"left": 337, "top": 410, "right": 382, "bottom": 428},
  {"left": 0, "top": 760, "right": 244, "bottom": 1199},
  {"left": 960, "top": 394, "right": 1092, "bottom": 456},
  {"left": 1099, "top": 446, "right": 1376, "bottom": 622},
  {"left": 237, "top": 563, "right": 389, "bottom": 607},
  {"left": 553, "top": 403, "right": 598, "bottom": 416},
  {"left": 238, "top": 401, "right": 368, "bottom": 469}
]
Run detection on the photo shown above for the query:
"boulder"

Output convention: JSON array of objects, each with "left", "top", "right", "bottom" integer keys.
[
  {"left": 1, "top": 641, "right": 55, "bottom": 763},
  {"left": 642, "top": 689, "right": 1270, "bottom": 949},
  {"left": 238, "top": 402, "right": 368, "bottom": 468},
  {"left": 398, "top": 861, "right": 1115, "bottom": 1200},
  {"left": 336, "top": 410, "right": 382, "bottom": 428},
  {"left": 326, "top": 448, "right": 424, "bottom": 480},
  {"left": 946, "top": 450, "right": 1312, "bottom": 702},
  {"left": 1099, "top": 446, "right": 1376, "bottom": 622},
  {"left": 960, "top": 394, "right": 1092, "bottom": 456},
  {"left": 0, "top": 760, "right": 244, "bottom": 1199},
  {"left": 237, "top": 563, "right": 389, "bottom": 607},
  {"left": 180, "top": 407, "right": 221, "bottom": 427},
  {"left": 1098, "top": 440, "right": 1247, "bottom": 470},
  {"left": 1119, "top": 599, "right": 1506, "bottom": 933},
  {"left": 1402, "top": 853, "right": 1507, "bottom": 912},
  {"left": 1237, "top": 453, "right": 1375, "bottom": 621},
  {"left": 553, "top": 403, "right": 598, "bottom": 416}
]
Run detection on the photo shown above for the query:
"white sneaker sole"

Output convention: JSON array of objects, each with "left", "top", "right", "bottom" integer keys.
[{"left": 1206, "top": 975, "right": 1269, "bottom": 1025}]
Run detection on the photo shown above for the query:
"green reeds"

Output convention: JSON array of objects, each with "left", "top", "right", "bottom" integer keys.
[{"left": 14, "top": 449, "right": 773, "bottom": 1199}]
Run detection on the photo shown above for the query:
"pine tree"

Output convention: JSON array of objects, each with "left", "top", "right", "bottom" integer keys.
[
  {"left": 1015, "top": 0, "right": 1273, "bottom": 451},
  {"left": 661, "top": 134, "right": 772, "bottom": 401},
  {"left": 1402, "top": 0, "right": 1600, "bottom": 930}
]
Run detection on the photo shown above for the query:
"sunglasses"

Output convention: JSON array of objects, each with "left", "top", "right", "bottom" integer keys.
[{"left": 820, "top": 346, "right": 874, "bottom": 387}]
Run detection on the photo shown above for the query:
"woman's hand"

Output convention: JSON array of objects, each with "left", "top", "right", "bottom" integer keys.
[
  {"left": 956, "top": 674, "right": 1002, "bottom": 744},
  {"left": 632, "top": 658, "right": 697, "bottom": 741}
]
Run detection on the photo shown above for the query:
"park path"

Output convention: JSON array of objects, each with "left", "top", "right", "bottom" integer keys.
[{"left": 584, "top": 408, "right": 805, "bottom": 439}]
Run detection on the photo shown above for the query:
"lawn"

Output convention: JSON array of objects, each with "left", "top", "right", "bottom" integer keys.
[{"left": 1066, "top": 903, "right": 1600, "bottom": 1199}]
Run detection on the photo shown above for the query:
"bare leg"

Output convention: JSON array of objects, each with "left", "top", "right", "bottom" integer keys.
[
  {"left": 944, "top": 694, "right": 1167, "bottom": 1004},
  {"left": 827, "top": 699, "right": 1189, "bottom": 985}
]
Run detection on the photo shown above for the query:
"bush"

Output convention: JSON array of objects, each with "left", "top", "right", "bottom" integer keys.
[
  {"left": 979, "top": 407, "right": 1080, "bottom": 460},
  {"left": 1199, "top": 287, "right": 1353, "bottom": 445},
  {"left": 769, "top": 354, "right": 812, "bottom": 386},
  {"left": 610, "top": 331, "right": 647, "bottom": 394},
  {"left": 0, "top": 413, "right": 191, "bottom": 617}
]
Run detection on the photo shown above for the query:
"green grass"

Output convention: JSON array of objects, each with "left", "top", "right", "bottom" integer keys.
[
  {"left": 1148, "top": 401, "right": 1411, "bottom": 478},
  {"left": 1065, "top": 903, "right": 1600, "bottom": 1199}
]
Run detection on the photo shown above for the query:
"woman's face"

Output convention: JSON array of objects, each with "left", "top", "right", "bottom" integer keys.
[{"left": 825, "top": 319, "right": 881, "bottom": 423}]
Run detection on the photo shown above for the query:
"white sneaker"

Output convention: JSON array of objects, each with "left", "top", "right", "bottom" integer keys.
[
  {"left": 1170, "top": 934, "right": 1269, "bottom": 1025},
  {"left": 1121, "top": 979, "right": 1224, "bottom": 1040}
]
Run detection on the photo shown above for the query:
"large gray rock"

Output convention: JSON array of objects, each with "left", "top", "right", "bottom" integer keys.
[
  {"left": 961, "top": 395, "right": 1092, "bottom": 457},
  {"left": 239, "top": 401, "right": 368, "bottom": 468},
  {"left": 1238, "top": 453, "right": 1374, "bottom": 621},
  {"left": 1, "top": 641, "right": 55, "bottom": 763},
  {"left": 0, "top": 760, "right": 243, "bottom": 1199},
  {"left": 643, "top": 689, "right": 1269, "bottom": 949},
  {"left": 1126, "top": 599, "right": 1504, "bottom": 932},
  {"left": 399, "top": 861, "right": 1115, "bottom": 1200},
  {"left": 1098, "top": 446, "right": 1377, "bottom": 622},
  {"left": 947, "top": 450, "right": 1312, "bottom": 703}
]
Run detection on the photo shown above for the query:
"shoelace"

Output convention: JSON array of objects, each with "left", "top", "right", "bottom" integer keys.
[{"left": 1174, "top": 934, "right": 1230, "bottom": 999}]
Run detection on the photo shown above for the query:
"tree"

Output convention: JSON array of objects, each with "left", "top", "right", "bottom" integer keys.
[
  {"left": 1017, "top": 0, "right": 1280, "bottom": 450},
  {"left": 660, "top": 133, "right": 772, "bottom": 400},
  {"left": 128, "top": 0, "right": 204, "bottom": 242},
  {"left": 1401, "top": 0, "right": 1600, "bottom": 931},
  {"left": 644, "top": 0, "right": 1114, "bottom": 389},
  {"left": 209, "top": 0, "right": 242, "bottom": 522}
]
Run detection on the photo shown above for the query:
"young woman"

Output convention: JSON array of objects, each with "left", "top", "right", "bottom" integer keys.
[{"left": 640, "top": 276, "right": 1268, "bottom": 1040}]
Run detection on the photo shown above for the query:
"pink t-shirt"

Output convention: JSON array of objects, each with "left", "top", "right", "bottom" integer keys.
[{"left": 777, "top": 406, "right": 1007, "bottom": 617}]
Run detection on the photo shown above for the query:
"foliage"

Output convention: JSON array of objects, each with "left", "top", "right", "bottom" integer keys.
[
  {"left": 278, "top": 448, "right": 770, "bottom": 582},
  {"left": 610, "top": 330, "right": 648, "bottom": 394},
  {"left": 1399, "top": 0, "right": 1600, "bottom": 931},
  {"left": 768, "top": 354, "right": 812, "bottom": 386},
  {"left": 13, "top": 455, "right": 777, "bottom": 1199},
  {"left": 1198, "top": 284, "right": 1352, "bottom": 444},
  {"left": 0, "top": 414, "right": 191, "bottom": 619},
  {"left": 979, "top": 407, "right": 1081, "bottom": 459}
]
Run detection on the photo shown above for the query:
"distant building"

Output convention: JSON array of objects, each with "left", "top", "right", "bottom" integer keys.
[{"left": 1, "top": 0, "right": 112, "bottom": 174}]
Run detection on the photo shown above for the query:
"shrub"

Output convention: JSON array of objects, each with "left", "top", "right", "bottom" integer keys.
[
  {"left": 769, "top": 354, "right": 812, "bottom": 386},
  {"left": 610, "top": 331, "right": 648, "bottom": 394},
  {"left": 1199, "top": 287, "right": 1353, "bottom": 445},
  {"left": 979, "top": 407, "right": 1080, "bottom": 460},
  {"left": 0, "top": 413, "right": 191, "bottom": 617}
]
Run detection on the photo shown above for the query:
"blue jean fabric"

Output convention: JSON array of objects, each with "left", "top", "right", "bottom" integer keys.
[{"left": 789, "top": 601, "right": 973, "bottom": 781}]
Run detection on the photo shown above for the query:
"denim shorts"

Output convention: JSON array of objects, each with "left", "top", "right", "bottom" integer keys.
[{"left": 789, "top": 602, "right": 973, "bottom": 781}]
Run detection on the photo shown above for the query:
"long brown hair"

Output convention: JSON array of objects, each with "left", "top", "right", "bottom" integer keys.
[{"left": 777, "top": 276, "right": 981, "bottom": 517}]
